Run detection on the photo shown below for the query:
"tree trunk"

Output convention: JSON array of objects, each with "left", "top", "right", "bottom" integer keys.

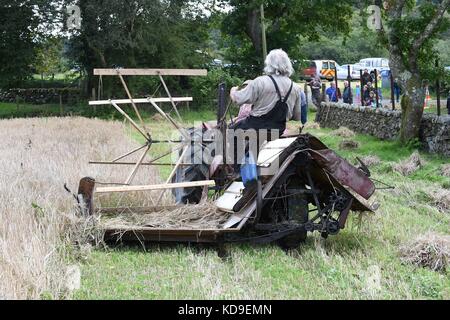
[
  {"left": 399, "top": 75, "right": 424, "bottom": 144},
  {"left": 246, "top": 8, "right": 262, "bottom": 56}
]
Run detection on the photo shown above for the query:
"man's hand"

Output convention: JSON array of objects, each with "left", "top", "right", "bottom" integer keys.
[{"left": 230, "top": 86, "right": 238, "bottom": 101}]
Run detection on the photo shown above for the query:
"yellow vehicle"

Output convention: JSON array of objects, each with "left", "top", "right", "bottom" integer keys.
[{"left": 300, "top": 60, "right": 338, "bottom": 80}]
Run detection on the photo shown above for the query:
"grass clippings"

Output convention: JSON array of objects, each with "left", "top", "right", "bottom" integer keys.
[
  {"left": 441, "top": 164, "right": 450, "bottom": 178},
  {"left": 100, "top": 202, "right": 231, "bottom": 230},
  {"left": 358, "top": 155, "right": 382, "bottom": 167},
  {"left": 332, "top": 127, "right": 356, "bottom": 138},
  {"left": 393, "top": 151, "right": 425, "bottom": 176},
  {"left": 339, "top": 139, "right": 360, "bottom": 150},
  {"left": 400, "top": 232, "right": 450, "bottom": 272}
]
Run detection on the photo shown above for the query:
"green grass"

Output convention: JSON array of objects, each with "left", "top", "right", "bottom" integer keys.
[{"left": 72, "top": 109, "right": 449, "bottom": 300}]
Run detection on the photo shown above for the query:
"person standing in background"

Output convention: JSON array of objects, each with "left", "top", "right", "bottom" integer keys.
[
  {"left": 326, "top": 82, "right": 339, "bottom": 102},
  {"left": 363, "top": 84, "right": 371, "bottom": 106},
  {"left": 308, "top": 74, "right": 322, "bottom": 109},
  {"left": 362, "top": 69, "right": 372, "bottom": 87},
  {"left": 355, "top": 84, "right": 361, "bottom": 105},
  {"left": 393, "top": 79, "right": 401, "bottom": 103},
  {"left": 343, "top": 80, "right": 353, "bottom": 104},
  {"left": 377, "top": 74, "right": 383, "bottom": 103}
]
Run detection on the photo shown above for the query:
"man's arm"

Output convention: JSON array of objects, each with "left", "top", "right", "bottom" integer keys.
[{"left": 230, "top": 79, "right": 258, "bottom": 105}]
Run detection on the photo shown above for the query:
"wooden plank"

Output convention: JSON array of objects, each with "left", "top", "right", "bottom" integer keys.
[
  {"left": 96, "top": 180, "right": 216, "bottom": 194},
  {"left": 89, "top": 161, "right": 192, "bottom": 167},
  {"left": 110, "top": 102, "right": 148, "bottom": 141},
  {"left": 159, "top": 74, "right": 182, "bottom": 121},
  {"left": 117, "top": 73, "right": 148, "bottom": 134},
  {"left": 89, "top": 97, "right": 193, "bottom": 106},
  {"left": 93, "top": 69, "right": 207, "bottom": 76},
  {"left": 124, "top": 145, "right": 151, "bottom": 185}
]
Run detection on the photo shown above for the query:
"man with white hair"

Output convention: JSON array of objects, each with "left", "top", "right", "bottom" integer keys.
[{"left": 230, "top": 49, "right": 303, "bottom": 134}]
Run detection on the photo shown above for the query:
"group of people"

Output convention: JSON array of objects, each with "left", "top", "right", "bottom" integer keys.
[{"left": 320, "top": 69, "right": 398, "bottom": 108}]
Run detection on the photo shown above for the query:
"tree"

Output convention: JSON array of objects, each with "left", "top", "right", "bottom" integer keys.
[
  {"left": 0, "top": 1, "right": 63, "bottom": 88},
  {"left": 220, "top": 0, "right": 354, "bottom": 78},
  {"left": 34, "top": 38, "right": 66, "bottom": 81},
  {"left": 65, "top": 0, "right": 213, "bottom": 95},
  {"left": 379, "top": 0, "right": 450, "bottom": 144},
  {"left": 0, "top": 1, "right": 38, "bottom": 88}
]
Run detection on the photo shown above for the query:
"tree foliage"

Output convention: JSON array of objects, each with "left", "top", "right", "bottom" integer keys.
[
  {"left": 220, "top": 0, "right": 354, "bottom": 78},
  {"left": 65, "top": 0, "right": 213, "bottom": 94},
  {"left": 34, "top": 37, "right": 66, "bottom": 80},
  {"left": 0, "top": 1, "right": 38, "bottom": 88},
  {"left": 377, "top": 0, "right": 449, "bottom": 143}
]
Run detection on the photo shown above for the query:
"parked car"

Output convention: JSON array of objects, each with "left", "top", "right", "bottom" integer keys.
[{"left": 300, "top": 60, "right": 339, "bottom": 80}]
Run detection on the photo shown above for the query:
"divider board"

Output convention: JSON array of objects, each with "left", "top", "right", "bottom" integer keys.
[
  {"left": 93, "top": 69, "right": 207, "bottom": 76},
  {"left": 96, "top": 180, "right": 216, "bottom": 194},
  {"left": 89, "top": 97, "right": 193, "bottom": 106}
]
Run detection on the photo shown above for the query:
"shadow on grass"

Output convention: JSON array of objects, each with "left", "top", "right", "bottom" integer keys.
[{"left": 99, "top": 229, "right": 377, "bottom": 260}]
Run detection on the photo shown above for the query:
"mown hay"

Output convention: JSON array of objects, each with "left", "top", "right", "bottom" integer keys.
[
  {"left": 339, "top": 140, "right": 359, "bottom": 150},
  {"left": 441, "top": 164, "right": 450, "bottom": 178},
  {"left": 429, "top": 189, "right": 450, "bottom": 213},
  {"left": 359, "top": 155, "right": 381, "bottom": 167},
  {"left": 100, "top": 202, "right": 231, "bottom": 230},
  {"left": 151, "top": 113, "right": 165, "bottom": 122},
  {"left": 304, "top": 122, "right": 320, "bottom": 130},
  {"left": 393, "top": 151, "right": 425, "bottom": 176},
  {"left": 400, "top": 232, "right": 450, "bottom": 272},
  {"left": 332, "top": 127, "right": 355, "bottom": 138}
]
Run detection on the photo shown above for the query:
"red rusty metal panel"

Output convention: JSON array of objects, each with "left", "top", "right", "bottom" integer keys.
[{"left": 309, "top": 149, "right": 375, "bottom": 200}]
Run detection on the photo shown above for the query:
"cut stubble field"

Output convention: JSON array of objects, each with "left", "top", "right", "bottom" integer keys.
[{"left": 0, "top": 112, "right": 449, "bottom": 300}]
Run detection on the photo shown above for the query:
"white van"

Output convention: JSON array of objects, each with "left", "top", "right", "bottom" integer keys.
[{"left": 357, "top": 58, "right": 390, "bottom": 76}]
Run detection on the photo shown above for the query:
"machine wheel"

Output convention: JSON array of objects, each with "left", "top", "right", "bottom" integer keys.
[
  {"left": 173, "top": 163, "right": 209, "bottom": 204},
  {"left": 172, "top": 128, "right": 210, "bottom": 204},
  {"left": 278, "top": 193, "right": 309, "bottom": 250}
]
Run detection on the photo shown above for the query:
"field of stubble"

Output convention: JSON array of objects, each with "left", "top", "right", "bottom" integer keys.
[{"left": 0, "top": 117, "right": 161, "bottom": 299}]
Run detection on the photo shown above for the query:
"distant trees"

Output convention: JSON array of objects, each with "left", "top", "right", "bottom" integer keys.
[
  {"left": 65, "top": 0, "right": 213, "bottom": 95},
  {"left": 34, "top": 38, "right": 66, "bottom": 81},
  {"left": 0, "top": 1, "right": 39, "bottom": 88},
  {"left": 219, "top": 0, "right": 354, "bottom": 78},
  {"left": 0, "top": 1, "right": 64, "bottom": 88}
]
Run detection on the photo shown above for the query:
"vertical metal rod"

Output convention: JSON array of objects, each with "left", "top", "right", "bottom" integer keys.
[
  {"left": 436, "top": 59, "right": 441, "bottom": 116},
  {"left": 334, "top": 67, "right": 339, "bottom": 100},
  {"left": 158, "top": 74, "right": 182, "bottom": 121},
  {"left": 218, "top": 83, "right": 227, "bottom": 164},
  {"left": 374, "top": 69, "right": 380, "bottom": 108},
  {"left": 390, "top": 72, "right": 396, "bottom": 110},
  {"left": 360, "top": 69, "right": 363, "bottom": 106},
  {"left": 347, "top": 65, "right": 352, "bottom": 102}
]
